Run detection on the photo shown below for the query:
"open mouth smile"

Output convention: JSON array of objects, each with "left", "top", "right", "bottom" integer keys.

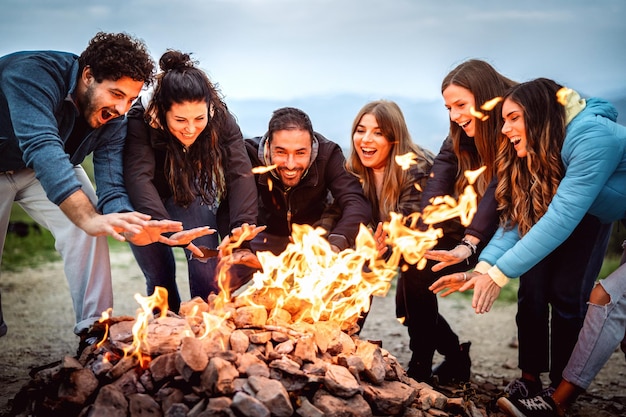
[{"left": 361, "top": 147, "right": 377, "bottom": 157}]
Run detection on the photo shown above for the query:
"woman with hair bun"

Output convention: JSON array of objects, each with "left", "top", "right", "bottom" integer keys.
[{"left": 124, "top": 50, "right": 259, "bottom": 312}]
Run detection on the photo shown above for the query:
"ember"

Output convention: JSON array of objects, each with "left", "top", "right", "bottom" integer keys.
[{"left": 10, "top": 167, "right": 487, "bottom": 417}]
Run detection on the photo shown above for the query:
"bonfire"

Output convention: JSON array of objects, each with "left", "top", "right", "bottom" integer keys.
[{"left": 10, "top": 163, "right": 487, "bottom": 417}]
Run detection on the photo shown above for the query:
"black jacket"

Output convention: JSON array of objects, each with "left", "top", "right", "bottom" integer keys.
[
  {"left": 245, "top": 133, "right": 371, "bottom": 250},
  {"left": 422, "top": 136, "right": 498, "bottom": 244},
  {"left": 124, "top": 100, "right": 257, "bottom": 238}
]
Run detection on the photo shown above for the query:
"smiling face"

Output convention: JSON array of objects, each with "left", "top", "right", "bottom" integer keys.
[
  {"left": 501, "top": 98, "right": 528, "bottom": 158},
  {"left": 443, "top": 84, "right": 477, "bottom": 138},
  {"left": 353, "top": 113, "right": 392, "bottom": 171},
  {"left": 78, "top": 68, "right": 144, "bottom": 128},
  {"left": 165, "top": 101, "right": 209, "bottom": 148},
  {"left": 269, "top": 129, "right": 312, "bottom": 188}
]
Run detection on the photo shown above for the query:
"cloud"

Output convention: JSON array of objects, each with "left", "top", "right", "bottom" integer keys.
[{"left": 0, "top": 0, "right": 624, "bottom": 101}]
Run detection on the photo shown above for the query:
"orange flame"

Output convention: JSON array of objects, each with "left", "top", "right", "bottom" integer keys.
[
  {"left": 122, "top": 287, "right": 169, "bottom": 367},
  {"left": 115, "top": 167, "right": 481, "bottom": 351},
  {"left": 395, "top": 152, "right": 418, "bottom": 170},
  {"left": 481, "top": 97, "right": 502, "bottom": 111},
  {"left": 556, "top": 87, "right": 573, "bottom": 106},
  {"left": 251, "top": 164, "right": 277, "bottom": 174},
  {"left": 96, "top": 308, "right": 113, "bottom": 349}
]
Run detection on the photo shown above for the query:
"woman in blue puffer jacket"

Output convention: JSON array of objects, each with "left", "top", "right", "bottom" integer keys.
[{"left": 431, "top": 78, "right": 626, "bottom": 417}]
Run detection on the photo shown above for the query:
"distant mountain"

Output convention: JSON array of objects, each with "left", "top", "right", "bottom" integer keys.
[
  {"left": 226, "top": 91, "right": 626, "bottom": 156},
  {"left": 226, "top": 94, "right": 449, "bottom": 153}
]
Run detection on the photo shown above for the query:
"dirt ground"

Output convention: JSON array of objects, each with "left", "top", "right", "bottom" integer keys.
[{"left": 1, "top": 245, "right": 625, "bottom": 416}]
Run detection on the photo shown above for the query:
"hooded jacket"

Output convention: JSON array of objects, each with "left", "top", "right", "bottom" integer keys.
[
  {"left": 245, "top": 133, "right": 371, "bottom": 250},
  {"left": 477, "top": 94, "right": 626, "bottom": 285}
]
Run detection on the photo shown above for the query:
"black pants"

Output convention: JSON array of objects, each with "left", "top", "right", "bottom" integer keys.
[
  {"left": 395, "top": 234, "right": 478, "bottom": 379},
  {"left": 516, "top": 214, "right": 612, "bottom": 386}
]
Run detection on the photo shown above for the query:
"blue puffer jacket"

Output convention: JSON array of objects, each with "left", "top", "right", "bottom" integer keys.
[
  {"left": 478, "top": 96, "right": 626, "bottom": 284},
  {"left": 0, "top": 50, "right": 132, "bottom": 214}
]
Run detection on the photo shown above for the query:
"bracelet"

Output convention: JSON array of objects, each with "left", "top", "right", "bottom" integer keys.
[{"left": 460, "top": 238, "right": 478, "bottom": 255}]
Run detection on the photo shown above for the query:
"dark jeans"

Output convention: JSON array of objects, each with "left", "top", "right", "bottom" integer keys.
[
  {"left": 516, "top": 214, "right": 612, "bottom": 386},
  {"left": 130, "top": 196, "right": 220, "bottom": 313},
  {"left": 395, "top": 234, "right": 478, "bottom": 379}
]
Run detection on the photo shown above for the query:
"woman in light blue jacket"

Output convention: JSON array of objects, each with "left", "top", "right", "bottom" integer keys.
[{"left": 431, "top": 78, "right": 626, "bottom": 415}]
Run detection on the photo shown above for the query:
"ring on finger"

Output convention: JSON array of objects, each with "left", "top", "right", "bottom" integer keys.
[{"left": 462, "top": 272, "right": 467, "bottom": 281}]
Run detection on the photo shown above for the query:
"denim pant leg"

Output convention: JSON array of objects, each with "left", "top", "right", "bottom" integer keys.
[
  {"left": 165, "top": 197, "right": 220, "bottom": 300},
  {"left": 10, "top": 168, "right": 113, "bottom": 334},
  {"left": 563, "top": 263, "right": 626, "bottom": 389},
  {"left": 130, "top": 242, "right": 180, "bottom": 313}
]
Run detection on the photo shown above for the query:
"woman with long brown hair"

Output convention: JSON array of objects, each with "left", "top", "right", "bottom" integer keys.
[{"left": 124, "top": 50, "right": 258, "bottom": 313}]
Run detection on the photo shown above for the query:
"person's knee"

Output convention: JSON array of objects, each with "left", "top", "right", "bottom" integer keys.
[{"left": 589, "top": 283, "right": 610, "bottom": 305}]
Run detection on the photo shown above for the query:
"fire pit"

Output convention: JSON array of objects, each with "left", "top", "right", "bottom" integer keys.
[{"left": 9, "top": 167, "right": 486, "bottom": 417}]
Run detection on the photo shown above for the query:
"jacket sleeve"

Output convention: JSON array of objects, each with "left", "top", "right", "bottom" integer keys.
[
  {"left": 220, "top": 114, "right": 258, "bottom": 231},
  {"left": 92, "top": 116, "right": 134, "bottom": 214},
  {"left": 4, "top": 57, "right": 82, "bottom": 206},
  {"left": 324, "top": 144, "right": 372, "bottom": 250},
  {"left": 464, "top": 177, "right": 499, "bottom": 243},
  {"left": 398, "top": 163, "right": 431, "bottom": 217},
  {"left": 420, "top": 137, "right": 458, "bottom": 210},
  {"left": 492, "top": 119, "right": 621, "bottom": 279},
  {"left": 123, "top": 103, "right": 170, "bottom": 220}
]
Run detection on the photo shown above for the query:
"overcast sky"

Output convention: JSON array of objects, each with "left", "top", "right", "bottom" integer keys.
[{"left": 1, "top": 0, "right": 625, "bottom": 102}]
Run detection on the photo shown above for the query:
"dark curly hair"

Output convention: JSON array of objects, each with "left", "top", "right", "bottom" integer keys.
[{"left": 78, "top": 32, "right": 155, "bottom": 85}]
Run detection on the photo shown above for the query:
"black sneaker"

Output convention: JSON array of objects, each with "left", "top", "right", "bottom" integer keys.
[
  {"left": 0, "top": 319, "right": 7, "bottom": 337},
  {"left": 497, "top": 392, "right": 558, "bottom": 417},
  {"left": 503, "top": 377, "right": 542, "bottom": 400},
  {"left": 432, "top": 341, "right": 472, "bottom": 385}
]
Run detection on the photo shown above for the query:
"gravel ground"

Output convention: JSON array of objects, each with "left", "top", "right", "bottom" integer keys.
[{"left": 1, "top": 245, "right": 625, "bottom": 416}]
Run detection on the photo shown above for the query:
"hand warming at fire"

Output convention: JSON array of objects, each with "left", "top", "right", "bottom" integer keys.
[
  {"left": 429, "top": 271, "right": 502, "bottom": 314},
  {"left": 167, "top": 227, "right": 217, "bottom": 257},
  {"left": 120, "top": 219, "right": 183, "bottom": 246},
  {"left": 217, "top": 223, "right": 266, "bottom": 269}
]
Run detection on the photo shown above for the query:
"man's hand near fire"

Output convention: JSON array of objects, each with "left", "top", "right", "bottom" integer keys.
[
  {"left": 218, "top": 223, "right": 267, "bottom": 269},
  {"left": 429, "top": 271, "right": 501, "bottom": 314}
]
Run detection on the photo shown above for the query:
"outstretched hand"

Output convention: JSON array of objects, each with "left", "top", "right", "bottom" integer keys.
[
  {"left": 424, "top": 244, "right": 472, "bottom": 272},
  {"left": 120, "top": 218, "right": 184, "bottom": 246},
  {"left": 218, "top": 223, "right": 266, "bottom": 254},
  {"left": 429, "top": 270, "right": 476, "bottom": 297},
  {"left": 229, "top": 249, "right": 262, "bottom": 269},
  {"left": 165, "top": 227, "right": 216, "bottom": 257},
  {"left": 429, "top": 271, "right": 502, "bottom": 314}
]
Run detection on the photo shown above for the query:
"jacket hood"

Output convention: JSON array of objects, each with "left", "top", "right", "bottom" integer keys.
[{"left": 257, "top": 131, "right": 320, "bottom": 182}]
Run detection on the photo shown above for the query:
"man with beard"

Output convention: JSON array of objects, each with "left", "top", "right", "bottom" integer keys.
[
  {"left": 243, "top": 107, "right": 371, "bottom": 257},
  {"left": 0, "top": 32, "right": 190, "bottom": 352}
]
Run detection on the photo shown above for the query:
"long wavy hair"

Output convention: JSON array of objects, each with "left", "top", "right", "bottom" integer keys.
[
  {"left": 441, "top": 59, "right": 516, "bottom": 197},
  {"left": 145, "top": 50, "right": 226, "bottom": 207},
  {"left": 346, "top": 100, "right": 434, "bottom": 221},
  {"left": 495, "top": 78, "right": 566, "bottom": 236}
]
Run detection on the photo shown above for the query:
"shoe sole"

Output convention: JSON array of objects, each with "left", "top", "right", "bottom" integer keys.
[{"left": 496, "top": 397, "right": 526, "bottom": 417}]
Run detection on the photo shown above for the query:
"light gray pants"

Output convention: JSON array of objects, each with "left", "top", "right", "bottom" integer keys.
[
  {"left": 0, "top": 167, "right": 112, "bottom": 335},
  {"left": 562, "top": 260, "right": 626, "bottom": 389}
]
